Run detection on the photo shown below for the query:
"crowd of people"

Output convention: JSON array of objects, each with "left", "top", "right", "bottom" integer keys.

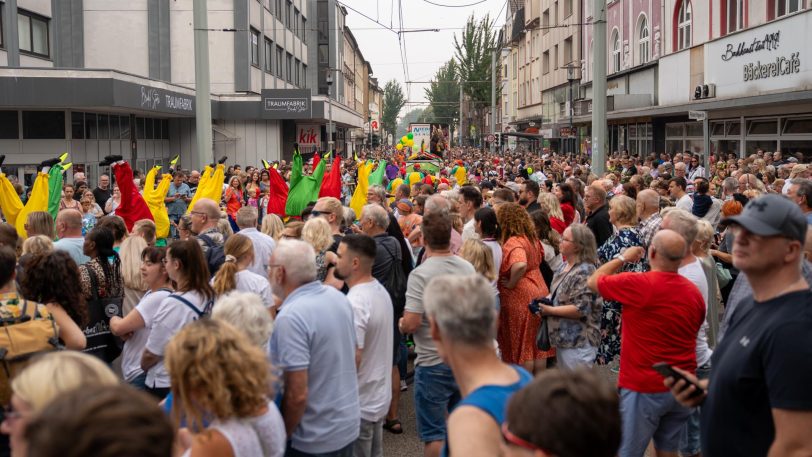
[{"left": 0, "top": 145, "right": 809, "bottom": 457}]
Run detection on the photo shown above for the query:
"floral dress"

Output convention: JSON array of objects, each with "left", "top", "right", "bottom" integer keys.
[{"left": 595, "top": 227, "right": 645, "bottom": 365}]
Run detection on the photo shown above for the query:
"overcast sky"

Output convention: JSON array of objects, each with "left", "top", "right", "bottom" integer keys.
[{"left": 344, "top": 0, "right": 508, "bottom": 110}]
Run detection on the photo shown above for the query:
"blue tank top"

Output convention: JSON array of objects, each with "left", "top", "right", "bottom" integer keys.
[{"left": 442, "top": 365, "right": 533, "bottom": 457}]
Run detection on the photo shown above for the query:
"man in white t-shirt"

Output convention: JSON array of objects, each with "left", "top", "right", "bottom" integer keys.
[
  {"left": 334, "top": 234, "right": 393, "bottom": 457},
  {"left": 669, "top": 177, "right": 694, "bottom": 213},
  {"left": 660, "top": 208, "right": 711, "bottom": 457},
  {"left": 457, "top": 186, "right": 482, "bottom": 242}
]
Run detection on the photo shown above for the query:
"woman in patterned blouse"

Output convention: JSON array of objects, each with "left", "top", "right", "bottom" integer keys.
[{"left": 537, "top": 224, "right": 603, "bottom": 369}]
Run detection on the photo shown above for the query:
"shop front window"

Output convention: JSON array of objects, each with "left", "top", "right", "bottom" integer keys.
[{"left": 746, "top": 140, "right": 778, "bottom": 154}]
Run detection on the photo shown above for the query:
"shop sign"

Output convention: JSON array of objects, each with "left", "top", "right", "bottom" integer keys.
[
  {"left": 705, "top": 11, "right": 811, "bottom": 98},
  {"left": 115, "top": 81, "right": 195, "bottom": 115},
  {"left": 297, "top": 124, "right": 321, "bottom": 147},
  {"left": 261, "top": 89, "right": 312, "bottom": 119}
]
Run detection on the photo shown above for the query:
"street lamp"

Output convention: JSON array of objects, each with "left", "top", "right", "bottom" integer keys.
[
  {"left": 564, "top": 63, "right": 580, "bottom": 159},
  {"left": 326, "top": 71, "right": 334, "bottom": 154}
]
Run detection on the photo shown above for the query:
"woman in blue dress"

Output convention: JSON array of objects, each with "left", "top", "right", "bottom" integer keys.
[{"left": 595, "top": 195, "right": 645, "bottom": 365}]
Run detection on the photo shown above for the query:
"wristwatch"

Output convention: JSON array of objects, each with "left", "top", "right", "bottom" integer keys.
[{"left": 613, "top": 253, "right": 626, "bottom": 263}]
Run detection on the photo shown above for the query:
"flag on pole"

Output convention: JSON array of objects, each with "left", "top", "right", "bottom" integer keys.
[
  {"left": 319, "top": 156, "right": 342, "bottom": 199},
  {"left": 349, "top": 161, "right": 374, "bottom": 220},
  {"left": 285, "top": 148, "right": 326, "bottom": 217}
]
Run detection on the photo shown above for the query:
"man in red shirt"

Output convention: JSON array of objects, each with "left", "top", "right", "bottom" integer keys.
[{"left": 588, "top": 229, "right": 705, "bottom": 457}]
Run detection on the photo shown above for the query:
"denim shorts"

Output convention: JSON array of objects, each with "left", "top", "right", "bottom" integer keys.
[
  {"left": 413, "top": 364, "right": 461, "bottom": 443},
  {"left": 679, "top": 363, "right": 711, "bottom": 456},
  {"left": 619, "top": 388, "right": 691, "bottom": 457}
]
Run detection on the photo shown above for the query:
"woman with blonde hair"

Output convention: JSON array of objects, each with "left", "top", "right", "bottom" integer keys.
[
  {"left": 21, "top": 235, "right": 52, "bottom": 256},
  {"left": 211, "top": 234, "right": 273, "bottom": 309},
  {"left": 119, "top": 235, "right": 148, "bottom": 315},
  {"left": 261, "top": 213, "right": 285, "bottom": 241},
  {"left": 24, "top": 211, "right": 54, "bottom": 239},
  {"left": 537, "top": 192, "right": 566, "bottom": 234},
  {"left": 0, "top": 352, "right": 119, "bottom": 457},
  {"left": 213, "top": 291, "right": 275, "bottom": 348},
  {"left": 496, "top": 203, "right": 552, "bottom": 374},
  {"left": 302, "top": 217, "right": 338, "bottom": 282},
  {"left": 166, "top": 319, "right": 285, "bottom": 457},
  {"left": 460, "top": 238, "right": 498, "bottom": 308}
]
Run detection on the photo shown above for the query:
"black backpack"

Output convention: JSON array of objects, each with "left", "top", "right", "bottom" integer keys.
[{"left": 198, "top": 234, "right": 225, "bottom": 277}]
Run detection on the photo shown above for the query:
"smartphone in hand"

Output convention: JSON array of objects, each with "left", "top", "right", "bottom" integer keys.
[
  {"left": 652, "top": 362, "right": 706, "bottom": 398},
  {"left": 527, "top": 300, "right": 541, "bottom": 315}
]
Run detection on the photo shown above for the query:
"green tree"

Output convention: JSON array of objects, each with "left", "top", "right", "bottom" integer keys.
[
  {"left": 424, "top": 59, "right": 460, "bottom": 140},
  {"left": 397, "top": 108, "right": 425, "bottom": 135},
  {"left": 381, "top": 79, "right": 406, "bottom": 141},
  {"left": 453, "top": 14, "right": 497, "bottom": 145}
]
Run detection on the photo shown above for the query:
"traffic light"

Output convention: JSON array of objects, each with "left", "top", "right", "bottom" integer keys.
[{"left": 495, "top": 133, "right": 501, "bottom": 147}]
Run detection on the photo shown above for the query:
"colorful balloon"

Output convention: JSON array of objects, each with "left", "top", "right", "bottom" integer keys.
[
  {"left": 396, "top": 143, "right": 404, "bottom": 151},
  {"left": 407, "top": 132, "right": 414, "bottom": 140},
  {"left": 401, "top": 135, "right": 408, "bottom": 143}
]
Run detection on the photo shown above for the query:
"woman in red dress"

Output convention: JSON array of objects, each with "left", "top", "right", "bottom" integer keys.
[{"left": 496, "top": 203, "right": 555, "bottom": 374}]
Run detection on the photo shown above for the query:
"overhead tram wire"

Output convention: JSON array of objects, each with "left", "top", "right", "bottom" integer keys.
[{"left": 422, "top": 0, "right": 490, "bottom": 6}]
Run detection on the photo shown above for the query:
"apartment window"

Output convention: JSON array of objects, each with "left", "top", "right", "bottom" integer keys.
[
  {"left": 553, "top": 45, "right": 559, "bottom": 70},
  {"left": 294, "top": 8, "right": 300, "bottom": 36},
  {"left": 302, "top": 64, "right": 308, "bottom": 88},
  {"left": 286, "top": 53, "right": 293, "bottom": 83},
  {"left": 543, "top": 51, "right": 550, "bottom": 74},
  {"left": 250, "top": 28, "right": 260, "bottom": 66},
  {"left": 295, "top": 58, "right": 301, "bottom": 86},
  {"left": 638, "top": 16, "right": 650, "bottom": 64},
  {"left": 22, "top": 111, "right": 65, "bottom": 139},
  {"left": 302, "top": 17, "right": 307, "bottom": 43},
  {"left": 564, "top": 37, "right": 573, "bottom": 64},
  {"left": 276, "top": 46, "right": 283, "bottom": 77},
  {"left": 776, "top": 0, "right": 802, "bottom": 17},
  {"left": 285, "top": 1, "right": 291, "bottom": 28},
  {"left": 564, "top": 0, "right": 573, "bottom": 17},
  {"left": 612, "top": 30, "right": 621, "bottom": 72},
  {"left": 0, "top": 111, "right": 19, "bottom": 139},
  {"left": 554, "top": 1, "right": 558, "bottom": 24},
  {"left": 318, "top": 44, "right": 328, "bottom": 64},
  {"left": 512, "top": 53, "right": 517, "bottom": 75},
  {"left": 542, "top": 10, "right": 549, "bottom": 34},
  {"left": 727, "top": 0, "right": 744, "bottom": 33},
  {"left": 264, "top": 38, "right": 273, "bottom": 72},
  {"left": 0, "top": 10, "right": 4, "bottom": 48},
  {"left": 677, "top": 1, "right": 692, "bottom": 50},
  {"left": 275, "top": 0, "right": 282, "bottom": 17},
  {"left": 17, "top": 10, "right": 49, "bottom": 57}
]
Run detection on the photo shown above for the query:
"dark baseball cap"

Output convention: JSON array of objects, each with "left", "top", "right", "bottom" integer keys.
[{"left": 724, "top": 194, "right": 807, "bottom": 243}]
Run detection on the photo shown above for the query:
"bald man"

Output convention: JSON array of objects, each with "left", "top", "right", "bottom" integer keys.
[
  {"left": 54, "top": 209, "right": 90, "bottom": 265},
  {"left": 189, "top": 198, "right": 225, "bottom": 255},
  {"left": 588, "top": 229, "right": 705, "bottom": 457}
]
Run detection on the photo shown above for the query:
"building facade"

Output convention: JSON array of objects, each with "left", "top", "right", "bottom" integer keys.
[
  {"left": 0, "top": 0, "right": 373, "bottom": 186},
  {"left": 574, "top": 0, "right": 812, "bottom": 160}
]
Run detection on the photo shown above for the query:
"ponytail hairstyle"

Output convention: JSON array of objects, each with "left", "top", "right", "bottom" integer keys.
[
  {"left": 86, "top": 226, "right": 122, "bottom": 296},
  {"left": 212, "top": 234, "right": 254, "bottom": 297}
]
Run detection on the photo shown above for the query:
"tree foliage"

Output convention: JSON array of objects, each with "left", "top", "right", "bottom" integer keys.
[
  {"left": 424, "top": 60, "right": 459, "bottom": 132},
  {"left": 397, "top": 108, "right": 425, "bottom": 134},
  {"left": 453, "top": 14, "right": 498, "bottom": 143},
  {"left": 381, "top": 80, "right": 406, "bottom": 140}
]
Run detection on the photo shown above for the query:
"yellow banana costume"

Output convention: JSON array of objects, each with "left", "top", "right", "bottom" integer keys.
[
  {"left": 13, "top": 172, "right": 50, "bottom": 238},
  {"left": 143, "top": 166, "right": 172, "bottom": 239},
  {"left": 349, "top": 161, "right": 374, "bottom": 220},
  {"left": 186, "top": 163, "right": 225, "bottom": 213}
]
